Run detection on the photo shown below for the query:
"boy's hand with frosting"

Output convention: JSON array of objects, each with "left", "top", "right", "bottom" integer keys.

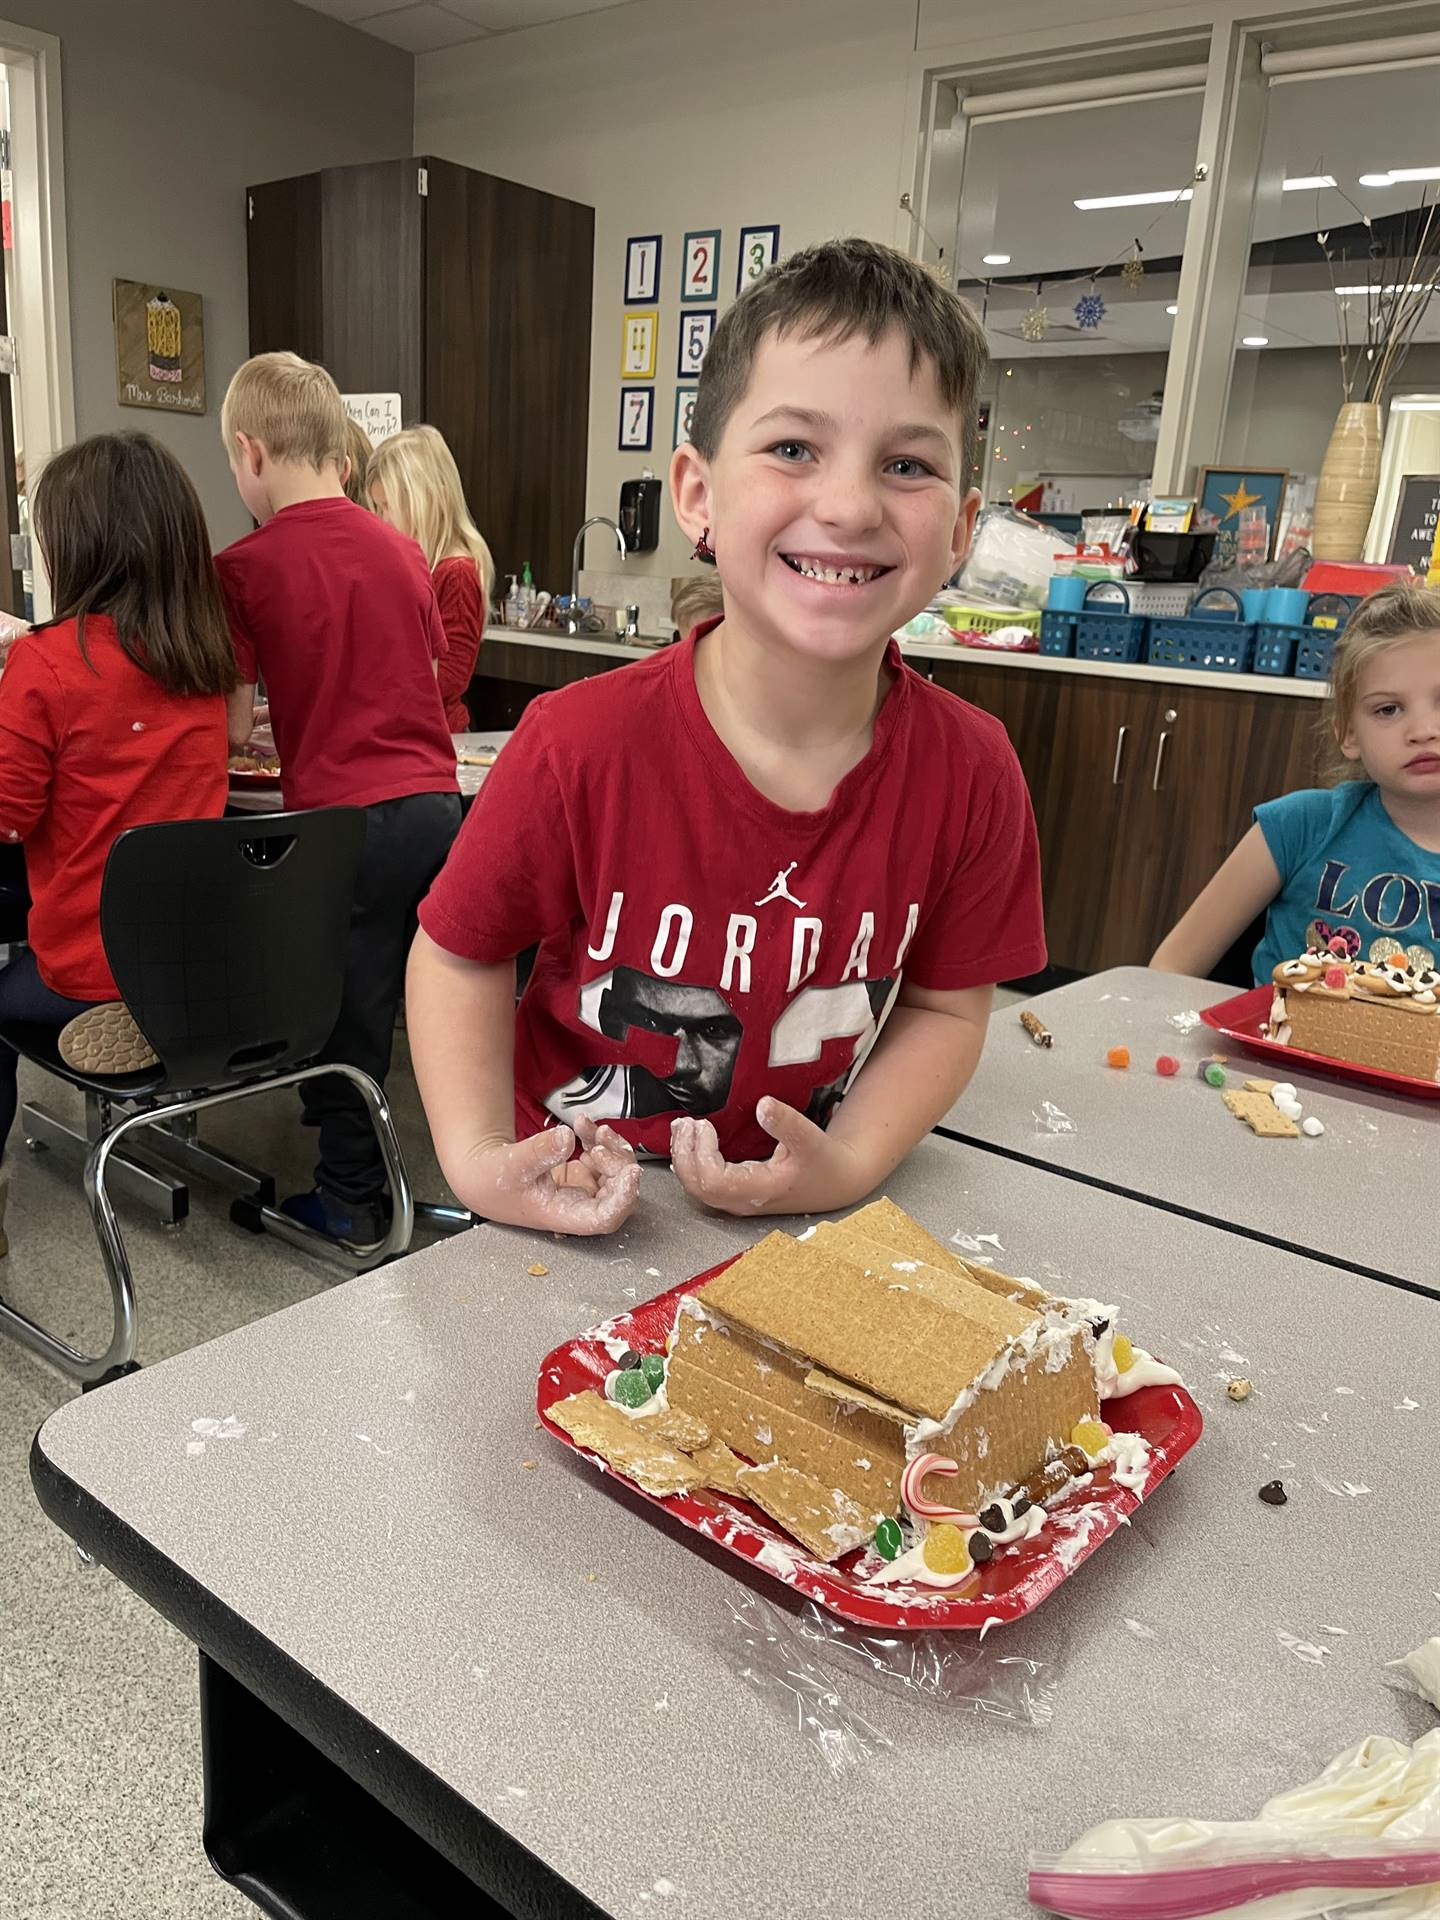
[
  {"left": 457, "top": 1114, "right": 640, "bottom": 1236},
  {"left": 669, "top": 1097, "right": 868, "bottom": 1217}
]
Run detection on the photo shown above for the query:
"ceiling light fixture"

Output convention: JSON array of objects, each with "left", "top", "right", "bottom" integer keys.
[
  {"left": 1073, "top": 188, "right": 1194, "bottom": 211},
  {"left": 1282, "top": 175, "right": 1336, "bottom": 191},
  {"left": 1358, "top": 172, "right": 1395, "bottom": 188},
  {"left": 982, "top": 253, "right": 1011, "bottom": 265},
  {"left": 1165, "top": 304, "right": 1179, "bottom": 316},
  {"left": 1241, "top": 335, "right": 1269, "bottom": 347},
  {"left": 1334, "top": 283, "right": 1430, "bottom": 295},
  {"left": 1391, "top": 398, "right": 1440, "bottom": 412},
  {"left": 1387, "top": 166, "right": 1440, "bottom": 183}
]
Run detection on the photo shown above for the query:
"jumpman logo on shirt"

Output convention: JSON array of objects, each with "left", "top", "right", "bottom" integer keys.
[{"left": 754, "top": 861, "right": 806, "bottom": 909}]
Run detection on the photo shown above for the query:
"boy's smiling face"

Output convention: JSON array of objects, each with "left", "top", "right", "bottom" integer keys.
[{"left": 673, "top": 324, "right": 978, "bottom": 661}]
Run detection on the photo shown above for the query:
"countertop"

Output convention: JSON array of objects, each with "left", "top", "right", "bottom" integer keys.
[
  {"left": 484, "top": 624, "right": 1326, "bottom": 698},
  {"left": 945, "top": 967, "right": 1438, "bottom": 1296},
  {"left": 32, "top": 1140, "right": 1440, "bottom": 1920}
]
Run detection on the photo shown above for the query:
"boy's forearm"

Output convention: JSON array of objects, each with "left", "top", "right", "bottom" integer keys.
[
  {"left": 789, "top": 998, "right": 988, "bottom": 1213},
  {"left": 405, "top": 929, "right": 519, "bottom": 1188}
]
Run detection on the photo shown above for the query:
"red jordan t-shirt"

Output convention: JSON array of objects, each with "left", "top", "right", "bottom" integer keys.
[
  {"left": 217, "top": 497, "right": 457, "bottom": 812},
  {"left": 420, "top": 627, "right": 1046, "bottom": 1159}
]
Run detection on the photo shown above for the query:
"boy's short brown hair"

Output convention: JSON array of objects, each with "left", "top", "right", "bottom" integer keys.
[
  {"left": 221, "top": 350, "right": 348, "bottom": 470},
  {"left": 688, "top": 238, "right": 988, "bottom": 475}
]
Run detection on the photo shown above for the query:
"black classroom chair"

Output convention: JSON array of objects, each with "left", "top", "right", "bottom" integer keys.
[{"left": 0, "top": 810, "right": 413, "bottom": 1388}]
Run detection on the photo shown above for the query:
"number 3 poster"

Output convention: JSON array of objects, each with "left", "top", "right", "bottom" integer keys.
[{"left": 737, "top": 224, "right": 780, "bottom": 292}]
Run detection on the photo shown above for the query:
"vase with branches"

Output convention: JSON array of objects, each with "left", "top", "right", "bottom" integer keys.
[{"left": 1314, "top": 196, "right": 1440, "bottom": 561}]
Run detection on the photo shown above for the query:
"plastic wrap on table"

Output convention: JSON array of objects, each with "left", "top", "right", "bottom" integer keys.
[
  {"left": 789, "top": 1601, "right": 1059, "bottom": 1728},
  {"left": 1384, "top": 1633, "right": 1440, "bottom": 1713},
  {"left": 1034, "top": 1101, "right": 1077, "bottom": 1137},
  {"left": 724, "top": 1593, "right": 892, "bottom": 1778}
]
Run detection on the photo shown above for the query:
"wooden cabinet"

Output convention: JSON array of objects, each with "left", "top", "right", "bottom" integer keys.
[
  {"left": 246, "top": 156, "right": 594, "bottom": 594},
  {"left": 928, "top": 658, "right": 1325, "bottom": 976}
]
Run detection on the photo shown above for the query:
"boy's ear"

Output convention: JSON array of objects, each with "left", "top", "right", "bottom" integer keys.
[
  {"left": 947, "top": 485, "right": 982, "bottom": 576},
  {"left": 231, "top": 430, "right": 265, "bottom": 478},
  {"left": 669, "top": 441, "right": 712, "bottom": 552}
]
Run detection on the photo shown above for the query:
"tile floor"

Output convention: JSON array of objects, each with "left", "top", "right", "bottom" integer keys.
[{"left": 3, "top": 993, "right": 1031, "bottom": 1916}]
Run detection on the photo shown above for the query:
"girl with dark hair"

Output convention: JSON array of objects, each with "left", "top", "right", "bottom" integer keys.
[{"left": 0, "top": 432, "right": 233, "bottom": 1250}]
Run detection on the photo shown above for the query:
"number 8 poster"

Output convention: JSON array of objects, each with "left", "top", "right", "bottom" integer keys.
[
  {"left": 736, "top": 224, "right": 781, "bottom": 293},
  {"left": 682, "top": 230, "right": 720, "bottom": 303}
]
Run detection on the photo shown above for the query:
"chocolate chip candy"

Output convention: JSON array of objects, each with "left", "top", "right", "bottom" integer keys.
[{"left": 1258, "top": 1479, "right": 1288, "bottom": 1506}]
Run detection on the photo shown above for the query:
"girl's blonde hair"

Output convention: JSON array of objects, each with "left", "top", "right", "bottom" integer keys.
[
  {"left": 1326, "top": 580, "right": 1440, "bottom": 778},
  {"left": 670, "top": 572, "right": 725, "bottom": 635},
  {"left": 365, "top": 425, "right": 495, "bottom": 602}
]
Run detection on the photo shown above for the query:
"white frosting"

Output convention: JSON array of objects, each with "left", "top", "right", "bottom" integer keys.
[
  {"left": 1090, "top": 1315, "right": 1185, "bottom": 1400},
  {"left": 868, "top": 1540, "right": 971, "bottom": 1589}
]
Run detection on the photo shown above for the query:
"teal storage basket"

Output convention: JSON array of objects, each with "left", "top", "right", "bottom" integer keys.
[
  {"left": 1074, "top": 582, "right": 1148, "bottom": 663},
  {"left": 1040, "top": 610, "right": 1077, "bottom": 656},
  {"left": 1146, "top": 588, "right": 1254, "bottom": 672}
]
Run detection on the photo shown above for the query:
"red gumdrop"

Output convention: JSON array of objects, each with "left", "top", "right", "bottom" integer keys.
[
  {"left": 1328, "top": 935, "right": 1350, "bottom": 956},
  {"left": 1324, "top": 965, "right": 1347, "bottom": 989},
  {"left": 1155, "top": 1055, "right": 1180, "bottom": 1077}
]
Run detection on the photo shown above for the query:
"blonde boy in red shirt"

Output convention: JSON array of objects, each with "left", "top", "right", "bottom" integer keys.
[
  {"left": 410, "top": 240, "right": 1045, "bottom": 1236},
  {"left": 218, "top": 353, "right": 460, "bottom": 1250}
]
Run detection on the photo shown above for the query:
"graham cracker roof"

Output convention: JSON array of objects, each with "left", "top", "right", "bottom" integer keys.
[
  {"left": 698, "top": 1209, "right": 1042, "bottom": 1423},
  {"left": 841, "top": 1196, "right": 1050, "bottom": 1309}
]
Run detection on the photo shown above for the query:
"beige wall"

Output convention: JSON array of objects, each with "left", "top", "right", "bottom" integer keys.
[
  {"left": 6, "top": 0, "right": 413, "bottom": 544},
  {"left": 416, "top": 0, "right": 919, "bottom": 589}
]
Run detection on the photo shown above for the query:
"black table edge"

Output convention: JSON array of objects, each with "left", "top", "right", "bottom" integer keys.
[
  {"left": 28, "top": 1426, "right": 610, "bottom": 1920},
  {"left": 932, "top": 1125, "right": 1440, "bottom": 1305}
]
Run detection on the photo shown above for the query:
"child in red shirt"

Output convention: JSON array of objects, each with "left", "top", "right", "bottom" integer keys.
[
  {"left": 0, "top": 433, "right": 232, "bottom": 1250},
  {"left": 409, "top": 239, "right": 1045, "bottom": 1237},
  {"left": 366, "top": 425, "right": 493, "bottom": 731},
  {"left": 218, "top": 353, "right": 461, "bottom": 1251}
]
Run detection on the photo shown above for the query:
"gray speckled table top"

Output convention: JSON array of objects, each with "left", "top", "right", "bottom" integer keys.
[
  {"left": 944, "top": 967, "right": 1439, "bottom": 1294},
  {"left": 34, "top": 1138, "right": 1440, "bottom": 1919}
]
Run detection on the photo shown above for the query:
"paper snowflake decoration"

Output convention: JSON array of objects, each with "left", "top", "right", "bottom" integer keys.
[
  {"left": 1074, "top": 290, "right": 1106, "bottom": 329},
  {"left": 1020, "top": 303, "right": 1049, "bottom": 343},
  {"left": 1120, "top": 253, "right": 1144, "bottom": 290}
]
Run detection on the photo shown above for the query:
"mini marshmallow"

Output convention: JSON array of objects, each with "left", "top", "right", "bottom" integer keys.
[
  {"left": 1302, "top": 1116, "right": 1325, "bottom": 1138},
  {"left": 1271, "top": 1083, "right": 1297, "bottom": 1102},
  {"left": 1276, "top": 1098, "right": 1304, "bottom": 1122}
]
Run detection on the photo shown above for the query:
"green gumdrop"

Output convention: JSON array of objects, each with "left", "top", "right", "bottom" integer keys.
[
  {"left": 874, "top": 1516, "right": 903, "bottom": 1561},
  {"left": 640, "top": 1353, "right": 666, "bottom": 1390},
  {"left": 611, "top": 1369, "right": 653, "bottom": 1408},
  {"left": 1205, "top": 1063, "right": 1227, "bottom": 1088}
]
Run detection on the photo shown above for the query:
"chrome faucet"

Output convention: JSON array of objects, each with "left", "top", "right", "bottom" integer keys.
[{"left": 569, "top": 516, "right": 627, "bottom": 633}]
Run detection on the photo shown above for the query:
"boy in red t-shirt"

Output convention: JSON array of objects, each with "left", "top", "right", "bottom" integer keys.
[
  {"left": 410, "top": 239, "right": 1045, "bottom": 1236},
  {"left": 217, "top": 353, "right": 460, "bottom": 1250}
]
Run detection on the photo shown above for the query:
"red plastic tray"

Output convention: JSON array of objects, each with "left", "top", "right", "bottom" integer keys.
[
  {"left": 1200, "top": 985, "right": 1440, "bottom": 1103},
  {"left": 537, "top": 1263, "right": 1203, "bottom": 1631}
]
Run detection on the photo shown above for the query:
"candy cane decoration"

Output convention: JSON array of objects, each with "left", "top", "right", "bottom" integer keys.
[{"left": 901, "top": 1453, "right": 979, "bottom": 1529}]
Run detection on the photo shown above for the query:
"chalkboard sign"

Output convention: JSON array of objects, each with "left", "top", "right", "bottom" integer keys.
[{"left": 1386, "top": 473, "right": 1440, "bottom": 569}]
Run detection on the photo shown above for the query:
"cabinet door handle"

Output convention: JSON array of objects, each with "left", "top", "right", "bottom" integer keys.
[
  {"left": 1152, "top": 729, "right": 1171, "bottom": 791},
  {"left": 1111, "top": 725, "right": 1128, "bottom": 785}
]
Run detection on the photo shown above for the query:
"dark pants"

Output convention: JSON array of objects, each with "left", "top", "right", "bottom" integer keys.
[
  {"left": 301, "top": 791, "right": 461, "bottom": 1205},
  {"left": 0, "top": 948, "right": 99, "bottom": 1163}
]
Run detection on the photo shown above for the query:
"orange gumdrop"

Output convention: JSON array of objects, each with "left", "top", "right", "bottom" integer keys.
[{"left": 1106, "top": 1046, "right": 1131, "bottom": 1069}]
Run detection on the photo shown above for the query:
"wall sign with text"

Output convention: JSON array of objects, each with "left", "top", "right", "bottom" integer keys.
[
  {"left": 113, "top": 279, "right": 206, "bottom": 415},
  {"left": 618, "top": 385, "right": 654, "bottom": 452},
  {"left": 342, "top": 392, "right": 402, "bottom": 445},
  {"left": 1386, "top": 472, "right": 1440, "bottom": 569},
  {"left": 673, "top": 386, "right": 698, "bottom": 450},
  {"left": 736, "top": 224, "right": 780, "bottom": 292},
  {"left": 677, "top": 309, "right": 716, "bottom": 379},
  {"left": 620, "top": 309, "right": 658, "bottom": 379},
  {"left": 681, "top": 229, "right": 720, "bottom": 303},
  {"left": 624, "top": 235, "right": 661, "bottom": 304}
]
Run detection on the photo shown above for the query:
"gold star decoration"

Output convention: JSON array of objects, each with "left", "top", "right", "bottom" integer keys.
[{"left": 1218, "top": 478, "right": 1264, "bottom": 522}]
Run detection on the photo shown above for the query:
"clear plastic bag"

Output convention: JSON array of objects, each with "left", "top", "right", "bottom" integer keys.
[
  {"left": 1028, "top": 1838, "right": 1440, "bottom": 1918},
  {"left": 1384, "top": 1633, "right": 1440, "bottom": 1712},
  {"left": 723, "top": 1593, "right": 892, "bottom": 1778},
  {"left": 1034, "top": 1101, "right": 1078, "bottom": 1137},
  {"left": 789, "top": 1602, "right": 1059, "bottom": 1727},
  {"left": 955, "top": 505, "right": 1058, "bottom": 609}
]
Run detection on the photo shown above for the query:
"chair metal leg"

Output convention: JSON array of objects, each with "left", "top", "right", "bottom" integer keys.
[
  {"left": 21, "top": 1099, "right": 190, "bottom": 1223},
  {"left": 1, "top": 1063, "right": 414, "bottom": 1386},
  {"left": 414, "top": 1201, "right": 477, "bottom": 1236},
  {"left": 233, "top": 1063, "right": 415, "bottom": 1273}
]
